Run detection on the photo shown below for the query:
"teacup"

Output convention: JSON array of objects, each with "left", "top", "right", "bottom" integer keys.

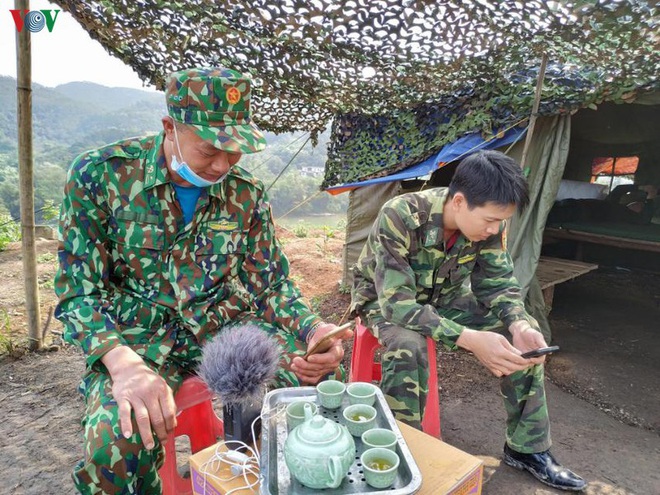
[
  {"left": 342, "top": 404, "right": 377, "bottom": 437},
  {"left": 361, "top": 447, "right": 400, "bottom": 489},
  {"left": 286, "top": 400, "right": 318, "bottom": 430},
  {"left": 361, "top": 428, "right": 398, "bottom": 451},
  {"left": 316, "top": 380, "right": 346, "bottom": 409},
  {"left": 346, "top": 382, "right": 377, "bottom": 406}
]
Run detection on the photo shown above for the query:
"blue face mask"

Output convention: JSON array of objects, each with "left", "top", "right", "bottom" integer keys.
[{"left": 170, "top": 125, "right": 228, "bottom": 188}]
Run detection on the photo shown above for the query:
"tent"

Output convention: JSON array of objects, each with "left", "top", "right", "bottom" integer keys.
[
  {"left": 334, "top": 91, "right": 660, "bottom": 338},
  {"left": 338, "top": 91, "right": 660, "bottom": 280},
  {"left": 325, "top": 127, "right": 527, "bottom": 195}
]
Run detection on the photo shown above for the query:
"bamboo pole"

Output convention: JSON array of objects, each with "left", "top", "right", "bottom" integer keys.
[
  {"left": 519, "top": 52, "right": 549, "bottom": 171},
  {"left": 15, "top": 0, "right": 42, "bottom": 351}
]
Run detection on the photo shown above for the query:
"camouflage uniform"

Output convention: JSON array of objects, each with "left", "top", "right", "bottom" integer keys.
[
  {"left": 55, "top": 68, "right": 333, "bottom": 494},
  {"left": 351, "top": 188, "right": 550, "bottom": 453}
]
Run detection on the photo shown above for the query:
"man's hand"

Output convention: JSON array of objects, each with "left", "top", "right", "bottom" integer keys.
[
  {"left": 102, "top": 346, "right": 177, "bottom": 450},
  {"left": 291, "top": 323, "right": 354, "bottom": 385},
  {"left": 509, "top": 320, "right": 548, "bottom": 366},
  {"left": 456, "top": 329, "right": 531, "bottom": 377}
]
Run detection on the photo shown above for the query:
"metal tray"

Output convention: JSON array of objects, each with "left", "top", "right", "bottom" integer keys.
[{"left": 259, "top": 386, "right": 422, "bottom": 495}]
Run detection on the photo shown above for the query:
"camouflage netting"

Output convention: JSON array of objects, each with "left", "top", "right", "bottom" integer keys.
[{"left": 52, "top": 0, "right": 659, "bottom": 188}]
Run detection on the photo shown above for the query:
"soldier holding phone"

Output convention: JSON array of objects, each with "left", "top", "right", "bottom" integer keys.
[{"left": 351, "top": 151, "right": 585, "bottom": 491}]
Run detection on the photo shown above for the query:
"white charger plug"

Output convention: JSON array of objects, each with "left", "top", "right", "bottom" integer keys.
[
  {"left": 230, "top": 464, "right": 246, "bottom": 476},
  {"left": 225, "top": 449, "right": 251, "bottom": 464}
]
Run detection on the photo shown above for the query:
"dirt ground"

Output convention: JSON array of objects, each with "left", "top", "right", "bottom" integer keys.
[{"left": 0, "top": 231, "right": 659, "bottom": 494}]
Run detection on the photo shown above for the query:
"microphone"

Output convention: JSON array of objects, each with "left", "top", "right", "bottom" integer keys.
[{"left": 199, "top": 323, "right": 281, "bottom": 444}]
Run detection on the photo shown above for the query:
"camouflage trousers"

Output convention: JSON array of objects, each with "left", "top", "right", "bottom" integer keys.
[
  {"left": 365, "top": 297, "right": 551, "bottom": 455},
  {"left": 72, "top": 315, "right": 344, "bottom": 494}
]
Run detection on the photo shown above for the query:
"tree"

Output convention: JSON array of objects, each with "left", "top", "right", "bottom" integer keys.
[{"left": 0, "top": 180, "right": 20, "bottom": 220}]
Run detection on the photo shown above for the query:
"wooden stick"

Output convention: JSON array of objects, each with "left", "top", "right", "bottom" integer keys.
[
  {"left": 41, "top": 306, "right": 53, "bottom": 341},
  {"left": 15, "top": 0, "right": 42, "bottom": 351},
  {"left": 519, "top": 52, "right": 549, "bottom": 172}
]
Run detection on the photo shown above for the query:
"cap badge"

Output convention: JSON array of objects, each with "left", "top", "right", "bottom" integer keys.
[{"left": 226, "top": 87, "right": 241, "bottom": 105}]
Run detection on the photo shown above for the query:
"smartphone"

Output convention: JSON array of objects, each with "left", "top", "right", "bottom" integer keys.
[
  {"left": 303, "top": 322, "right": 354, "bottom": 359},
  {"left": 521, "top": 345, "right": 560, "bottom": 359}
]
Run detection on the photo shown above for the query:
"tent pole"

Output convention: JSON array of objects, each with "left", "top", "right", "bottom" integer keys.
[
  {"left": 519, "top": 52, "right": 549, "bottom": 171},
  {"left": 15, "top": 0, "right": 42, "bottom": 351}
]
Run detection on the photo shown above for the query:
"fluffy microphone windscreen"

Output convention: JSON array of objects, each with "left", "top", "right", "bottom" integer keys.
[{"left": 198, "top": 324, "right": 282, "bottom": 406}]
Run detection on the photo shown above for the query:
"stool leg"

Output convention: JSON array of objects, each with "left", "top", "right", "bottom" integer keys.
[
  {"left": 186, "top": 402, "right": 222, "bottom": 453},
  {"left": 350, "top": 318, "right": 380, "bottom": 383},
  {"left": 160, "top": 434, "right": 178, "bottom": 495},
  {"left": 159, "top": 376, "right": 224, "bottom": 495},
  {"left": 352, "top": 321, "right": 441, "bottom": 437},
  {"left": 421, "top": 336, "right": 441, "bottom": 438}
]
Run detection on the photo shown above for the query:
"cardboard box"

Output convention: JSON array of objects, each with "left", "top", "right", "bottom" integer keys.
[
  {"left": 190, "top": 422, "right": 482, "bottom": 495},
  {"left": 397, "top": 422, "right": 483, "bottom": 495},
  {"left": 189, "top": 443, "right": 259, "bottom": 495}
]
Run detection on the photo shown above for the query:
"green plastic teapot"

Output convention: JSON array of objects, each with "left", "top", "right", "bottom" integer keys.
[{"left": 283, "top": 403, "right": 355, "bottom": 489}]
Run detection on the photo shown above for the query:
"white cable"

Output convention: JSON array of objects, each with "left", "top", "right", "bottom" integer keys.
[
  {"left": 199, "top": 441, "right": 259, "bottom": 492},
  {"left": 198, "top": 405, "right": 287, "bottom": 494},
  {"left": 223, "top": 465, "right": 260, "bottom": 495}
]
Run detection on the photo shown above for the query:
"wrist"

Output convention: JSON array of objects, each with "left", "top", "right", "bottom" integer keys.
[
  {"left": 304, "top": 322, "right": 323, "bottom": 344},
  {"left": 101, "top": 346, "right": 146, "bottom": 377},
  {"left": 509, "top": 320, "right": 531, "bottom": 336},
  {"left": 456, "top": 328, "right": 478, "bottom": 351}
]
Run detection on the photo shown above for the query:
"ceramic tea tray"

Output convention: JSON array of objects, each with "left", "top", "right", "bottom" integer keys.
[{"left": 259, "top": 386, "right": 422, "bottom": 495}]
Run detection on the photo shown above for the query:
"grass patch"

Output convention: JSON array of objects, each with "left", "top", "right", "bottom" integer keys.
[
  {"left": 37, "top": 253, "right": 56, "bottom": 263},
  {"left": 309, "top": 295, "right": 325, "bottom": 313},
  {"left": 277, "top": 214, "right": 347, "bottom": 230},
  {"left": 0, "top": 309, "right": 16, "bottom": 356}
]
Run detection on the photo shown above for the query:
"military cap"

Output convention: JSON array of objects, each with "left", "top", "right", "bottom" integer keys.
[{"left": 165, "top": 67, "right": 266, "bottom": 154}]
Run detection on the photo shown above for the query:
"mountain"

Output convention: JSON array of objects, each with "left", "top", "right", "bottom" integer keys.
[
  {"left": 53, "top": 82, "right": 162, "bottom": 113},
  {"left": 0, "top": 76, "right": 165, "bottom": 159},
  {"left": 0, "top": 77, "right": 326, "bottom": 159},
  {"left": 0, "top": 77, "right": 169, "bottom": 222},
  {"left": 0, "top": 76, "right": 345, "bottom": 225}
]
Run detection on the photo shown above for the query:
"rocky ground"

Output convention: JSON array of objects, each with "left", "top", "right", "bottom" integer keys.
[{"left": 0, "top": 229, "right": 658, "bottom": 494}]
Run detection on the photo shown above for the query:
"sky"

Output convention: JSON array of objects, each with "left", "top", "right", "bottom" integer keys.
[{"left": 1, "top": 0, "right": 154, "bottom": 90}]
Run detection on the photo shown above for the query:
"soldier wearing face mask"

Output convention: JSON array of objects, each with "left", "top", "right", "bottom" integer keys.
[{"left": 55, "top": 67, "right": 353, "bottom": 494}]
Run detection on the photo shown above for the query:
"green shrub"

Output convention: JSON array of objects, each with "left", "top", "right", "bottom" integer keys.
[
  {"left": 0, "top": 213, "right": 20, "bottom": 251},
  {"left": 0, "top": 309, "right": 15, "bottom": 356},
  {"left": 40, "top": 200, "right": 60, "bottom": 223},
  {"left": 293, "top": 224, "right": 309, "bottom": 238}
]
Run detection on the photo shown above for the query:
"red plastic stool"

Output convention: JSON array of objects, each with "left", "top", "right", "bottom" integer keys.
[
  {"left": 159, "top": 376, "right": 224, "bottom": 495},
  {"left": 349, "top": 318, "right": 441, "bottom": 438}
]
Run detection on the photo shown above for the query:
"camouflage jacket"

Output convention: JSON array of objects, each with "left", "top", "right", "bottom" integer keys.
[
  {"left": 351, "top": 188, "right": 534, "bottom": 347},
  {"left": 55, "top": 132, "right": 320, "bottom": 369}
]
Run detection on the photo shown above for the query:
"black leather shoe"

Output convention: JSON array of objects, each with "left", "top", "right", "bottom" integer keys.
[{"left": 503, "top": 444, "right": 586, "bottom": 492}]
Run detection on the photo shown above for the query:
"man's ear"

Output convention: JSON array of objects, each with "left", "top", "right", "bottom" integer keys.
[
  {"left": 452, "top": 192, "right": 466, "bottom": 211},
  {"left": 161, "top": 116, "right": 175, "bottom": 141}
]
